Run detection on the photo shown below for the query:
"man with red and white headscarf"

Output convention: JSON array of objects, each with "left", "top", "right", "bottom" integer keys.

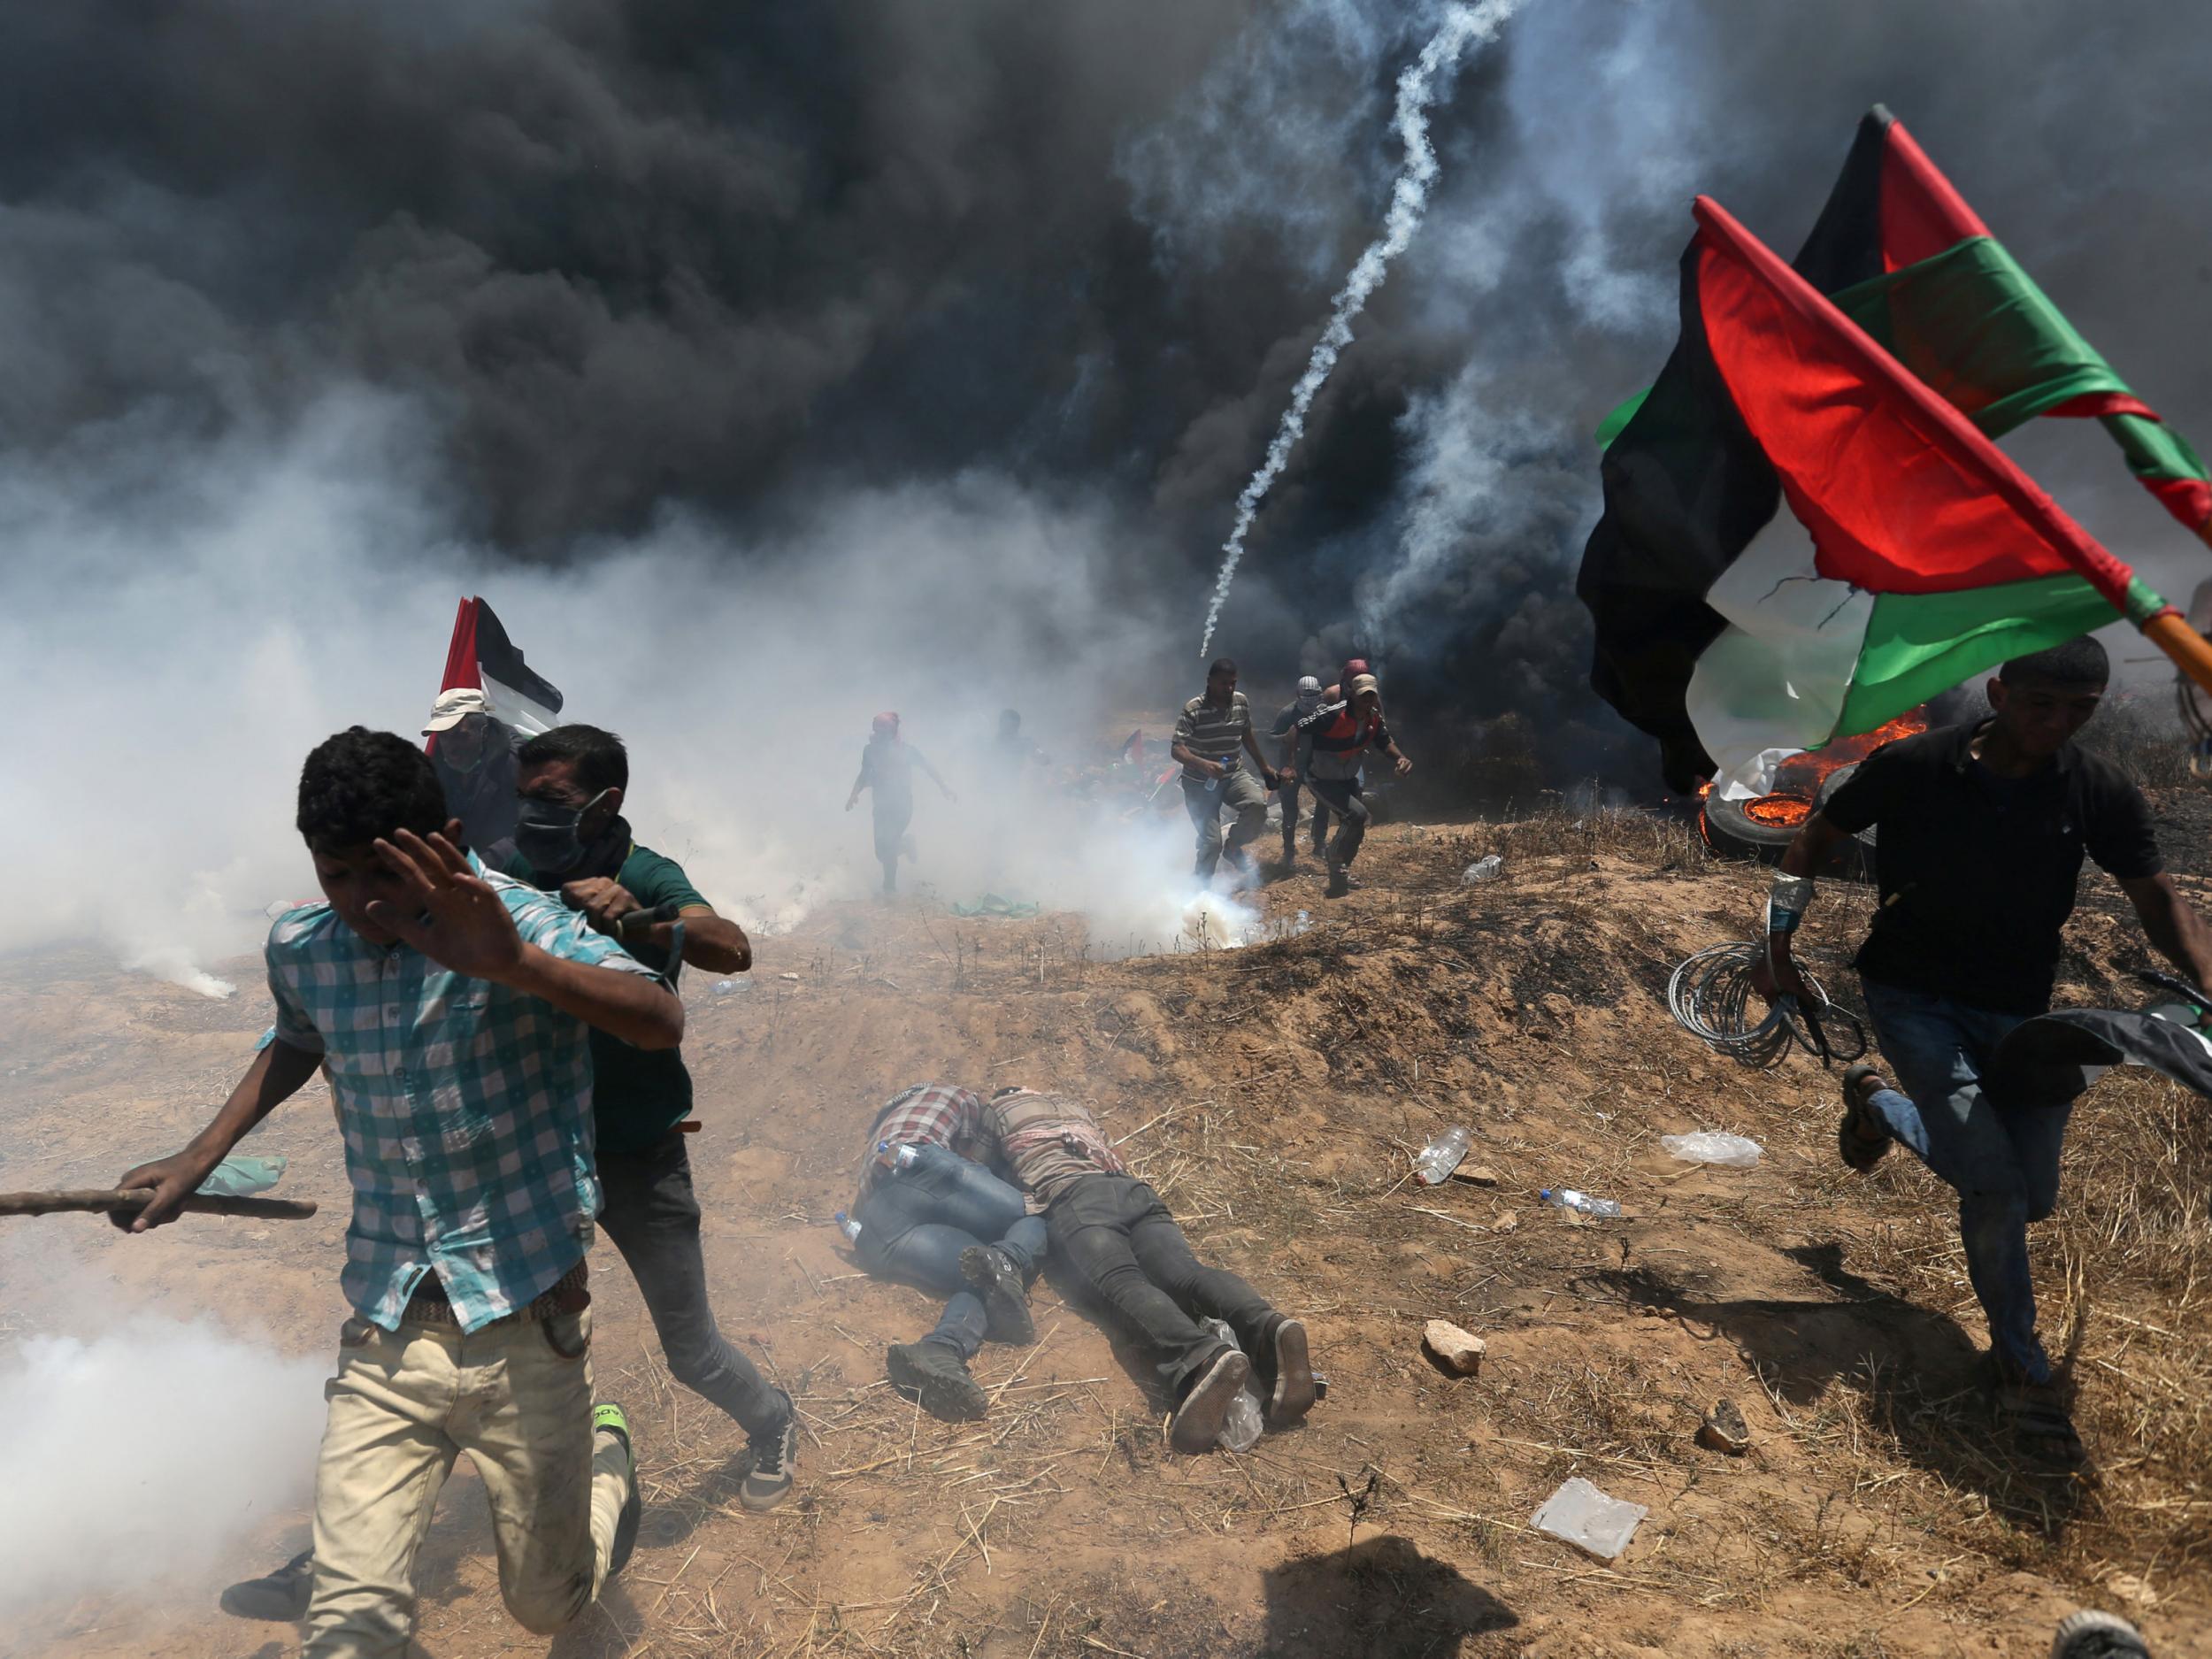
[{"left": 847, "top": 712, "right": 955, "bottom": 895}]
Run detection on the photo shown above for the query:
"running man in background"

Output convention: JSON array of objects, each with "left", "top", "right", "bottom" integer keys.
[
  {"left": 982, "top": 1087, "right": 1317, "bottom": 1453},
  {"left": 1294, "top": 673, "right": 1411, "bottom": 898},
  {"left": 117, "top": 727, "right": 682, "bottom": 1655},
  {"left": 1760, "top": 638, "right": 2212, "bottom": 1468},
  {"left": 844, "top": 1083, "right": 1046, "bottom": 1422},
  {"left": 1171, "top": 657, "right": 1279, "bottom": 887},
  {"left": 848, "top": 711, "right": 956, "bottom": 895},
  {"left": 1271, "top": 675, "right": 1328, "bottom": 868},
  {"left": 422, "top": 687, "right": 521, "bottom": 866}
]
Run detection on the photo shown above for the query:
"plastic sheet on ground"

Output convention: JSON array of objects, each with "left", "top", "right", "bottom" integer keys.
[
  {"left": 951, "top": 893, "right": 1041, "bottom": 918},
  {"left": 1531, "top": 1477, "right": 1647, "bottom": 1561},
  {"left": 196, "top": 1155, "right": 288, "bottom": 1197},
  {"left": 1657, "top": 1131, "right": 1763, "bottom": 1168}
]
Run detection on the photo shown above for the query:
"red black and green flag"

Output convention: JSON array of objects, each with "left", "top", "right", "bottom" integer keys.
[
  {"left": 1580, "top": 107, "right": 2209, "bottom": 790},
  {"left": 1578, "top": 193, "right": 2169, "bottom": 796}
]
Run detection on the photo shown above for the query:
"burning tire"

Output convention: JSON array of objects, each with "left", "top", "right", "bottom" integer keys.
[{"left": 1700, "top": 765, "right": 1876, "bottom": 879}]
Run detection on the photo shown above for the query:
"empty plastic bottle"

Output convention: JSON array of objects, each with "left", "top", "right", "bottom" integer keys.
[
  {"left": 1200, "top": 1317, "right": 1266, "bottom": 1452},
  {"left": 1414, "top": 1126, "right": 1471, "bottom": 1186},
  {"left": 712, "top": 979, "right": 743, "bottom": 995},
  {"left": 833, "top": 1210, "right": 863, "bottom": 1243},
  {"left": 876, "top": 1141, "right": 922, "bottom": 1172},
  {"left": 1540, "top": 1187, "right": 1622, "bottom": 1219},
  {"left": 1462, "top": 855, "right": 1503, "bottom": 884}
]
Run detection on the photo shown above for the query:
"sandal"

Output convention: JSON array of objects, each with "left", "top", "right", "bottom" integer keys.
[{"left": 1838, "top": 1063, "right": 1893, "bottom": 1173}]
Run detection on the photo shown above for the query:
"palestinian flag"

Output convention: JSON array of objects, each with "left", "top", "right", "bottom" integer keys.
[
  {"left": 1582, "top": 106, "right": 2209, "bottom": 789},
  {"left": 1578, "top": 196, "right": 2168, "bottom": 797},
  {"left": 437, "top": 596, "right": 564, "bottom": 735}
]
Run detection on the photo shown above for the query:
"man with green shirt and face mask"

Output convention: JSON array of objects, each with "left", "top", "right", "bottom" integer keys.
[{"left": 501, "top": 724, "right": 798, "bottom": 1509}]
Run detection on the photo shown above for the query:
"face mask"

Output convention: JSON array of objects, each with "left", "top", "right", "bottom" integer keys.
[{"left": 514, "top": 789, "right": 610, "bottom": 875}]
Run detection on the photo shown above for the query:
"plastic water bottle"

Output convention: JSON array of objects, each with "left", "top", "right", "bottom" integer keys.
[
  {"left": 833, "top": 1210, "right": 863, "bottom": 1242},
  {"left": 1462, "top": 855, "right": 1503, "bottom": 884},
  {"left": 1414, "top": 1126, "right": 1471, "bottom": 1186},
  {"left": 876, "top": 1141, "right": 921, "bottom": 1172},
  {"left": 1200, "top": 1318, "right": 1266, "bottom": 1452},
  {"left": 1540, "top": 1187, "right": 1622, "bottom": 1219},
  {"left": 712, "top": 979, "right": 744, "bottom": 995}
]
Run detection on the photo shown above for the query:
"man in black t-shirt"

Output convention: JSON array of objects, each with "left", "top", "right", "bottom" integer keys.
[{"left": 1759, "top": 637, "right": 2212, "bottom": 1467}]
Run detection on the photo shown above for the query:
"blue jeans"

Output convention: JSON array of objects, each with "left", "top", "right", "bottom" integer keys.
[
  {"left": 1860, "top": 978, "right": 2069, "bottom": 1382},
  {"left": 852, "top": 1144, "right": 1046, "bottom": 1358}
]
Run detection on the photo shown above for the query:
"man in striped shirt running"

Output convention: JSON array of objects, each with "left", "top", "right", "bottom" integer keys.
[{"left": 1171, "top": 657, "right": 1279, "bottom": 886}]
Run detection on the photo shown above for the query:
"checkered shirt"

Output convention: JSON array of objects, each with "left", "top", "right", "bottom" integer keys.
[
  {"left": 856, "top": 1082, "right": 987, "bottom": 1205},
  {"left": 264, "top": 859, "right": 659, "bottom": 1333}
]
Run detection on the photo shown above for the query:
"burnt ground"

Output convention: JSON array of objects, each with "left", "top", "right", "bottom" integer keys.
[{"left": 4, "top": 801, "right": 2210, "bottom": 1659}]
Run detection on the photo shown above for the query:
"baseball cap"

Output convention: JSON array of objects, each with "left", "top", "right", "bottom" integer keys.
[
  {"left": 1348, "top": 673, "right": 1380, "bottom": 700},
  {"left": 422, "top": 686, "right": 493, "bottom": 734}
]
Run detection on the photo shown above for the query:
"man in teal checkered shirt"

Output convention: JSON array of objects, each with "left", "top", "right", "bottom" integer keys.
[{"left": 114, "top": 727, "right": 686, "bottom": 1657}]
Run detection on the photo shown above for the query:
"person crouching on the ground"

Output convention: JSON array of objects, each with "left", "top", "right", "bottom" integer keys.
[
  {"left": 1756, "top": 637, "right": 2212, "bottom": 1470},
  {"left": 112, "top": 727, "right": 683, "bottom": 1656},
  {"left": 847, "top": 711, "right": 955, "bottom": 895},
  {"left": 845, "top": 1083, "right": 1048, "bottom": 1422},
  {"left": 509, "top": 724, "right": 802, "bottom": 1508},
  {"left": 1271, "top": 675, "right": 1329, "bottom": 869},
  {"left": 1294, "top": 674, "right": 1410, "bottom": 898},
  {"left": 981, "top": 1087, "right": 1316, "bottom": 1452},
  {"left": 1171, "top": 657, "right": 1279, "bottom": 887}
]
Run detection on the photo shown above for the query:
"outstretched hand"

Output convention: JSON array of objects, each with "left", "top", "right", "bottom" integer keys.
[{"left": 365, "top": 829, "right": 526, "bottom": 983}]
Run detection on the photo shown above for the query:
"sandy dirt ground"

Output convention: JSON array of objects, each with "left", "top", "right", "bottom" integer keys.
[{"left": 3, "top": 808, "right": 2207, "bottom": 1659}]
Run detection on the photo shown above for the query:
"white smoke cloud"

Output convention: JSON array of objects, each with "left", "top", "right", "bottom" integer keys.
[
  {"left": 0, "top": 1320, "right": 327, "bottom": 1622},
  {"left": 0, "top": 385, "right": 1297, "bottom": 991},
  {"left": 1196, "top": 0, "right": 1523, "bottom": 657}
]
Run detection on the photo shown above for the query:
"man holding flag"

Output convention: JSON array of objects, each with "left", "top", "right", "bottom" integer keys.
[
  {"left": 1759, "top": 638, "right": 2212, "bottom": 1465},
  {"left": 1575, "top": 108, "right": 2212, "bottom": 1467}
]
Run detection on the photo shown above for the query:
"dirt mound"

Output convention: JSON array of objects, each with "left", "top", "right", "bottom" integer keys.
[{"left": 3, "top": 807, "right": 2207, "bottom": 1656}]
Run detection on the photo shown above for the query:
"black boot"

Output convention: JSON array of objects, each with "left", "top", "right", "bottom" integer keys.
[
  {"left": 959, "top": 1245, "right": 1036, "bottom": 1345},
  {"left": 888, "top": 1340, "right": 988, "bottom": 1422}
]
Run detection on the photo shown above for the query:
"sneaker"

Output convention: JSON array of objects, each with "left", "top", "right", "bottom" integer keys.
[
  {"left": 1168, "top": 1346, "right": 1252, "bottom": 1454},
  {"left": 1839, "top": 1063, "right": 1893, "bottom": 1172},
  {"left": 739, "top": 1393, "right": 799, "bottom": 1513},
  {"left": 887, "top": 1340, "right": 989, "bottom": 1422},
  {"left": 592, "top": 1402, "right": 643, "bottom": 1578},
  {"left": 1265, "top": 1317, "right": 1316, "bottom": 1426},
  {"left": 959, "top": 1245, "right": 1036, "bottom": 1346},
  {"left": 1324, "top": 867, "right": 1350, "bottom": 899},
  {"left": 219, "top": 1548, "right": 314, "bottom": 1621}
]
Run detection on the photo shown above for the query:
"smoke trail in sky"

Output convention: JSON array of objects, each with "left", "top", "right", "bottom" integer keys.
[{"left": 1195, "top": 0, "right": 1521, "bottom": 657}]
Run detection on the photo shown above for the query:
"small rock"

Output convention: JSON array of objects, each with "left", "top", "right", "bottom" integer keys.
[
  {"left": 1491, "top": 1210, "right": 1518, "bottom": 1234},
  {"left": 779, "top": 972, "right": 800, "bottom": 982},
  {"left": 1451, "top": 1164, "right": 1500, "bottom": 1187},
  {"left": 1423, "top": 1319, "right": 1486, "bottom": 1375},
  {"left": 1697, "top": 1398, "right": 1751, "bottom": 1455}
]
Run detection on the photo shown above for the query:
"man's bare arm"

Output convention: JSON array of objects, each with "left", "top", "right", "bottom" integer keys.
[
  {"left": 2119, "top": 873, "right": 2212, "bottom": 993},
  {"left": 670, "top": 906, "right": 751, "bottom": 974},
  {"left": 111, "top": 1038, "right": 326, "bottom": 1230},
  {"left": 506, "top": 949, "right": 687, "bottom": 1049},
  {"left": 1777, "top": 812, "right": 1855, "bottom": 878}
]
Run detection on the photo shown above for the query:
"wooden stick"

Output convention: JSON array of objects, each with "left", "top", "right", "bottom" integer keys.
[{"left": 0, "top": 1188, "right": 319, "bottom": 1220}]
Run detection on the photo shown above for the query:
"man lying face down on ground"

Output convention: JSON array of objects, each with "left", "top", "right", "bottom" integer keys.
[
  {"left": 111, "top": 726, "right": 685, "bottom": 1657},
  {"left": 844, "top": 1083, "right": 1047, "bottom": 1422},
  {"left": 980, "top": 1087, "right": 1317, "bottom": 1452}
]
